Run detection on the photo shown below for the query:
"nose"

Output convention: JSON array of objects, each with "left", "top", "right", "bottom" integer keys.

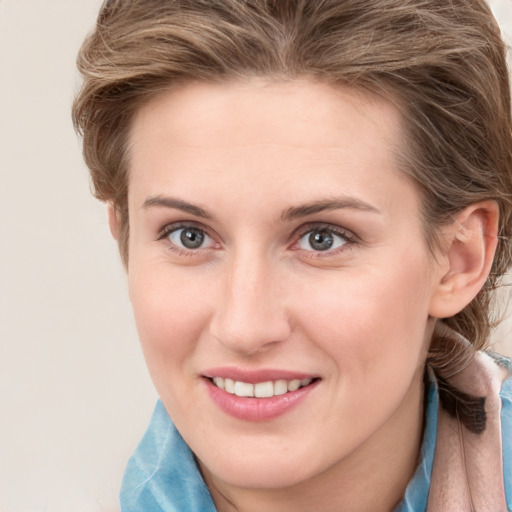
[{"left": 209, "top": 250, "right": 292, "bottom": 356}]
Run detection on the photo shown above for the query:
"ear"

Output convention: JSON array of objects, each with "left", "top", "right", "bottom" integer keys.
[
  {"left": 429, "top": 201, "right": 499, "bottom": 319},
  {"left": 107, "top": 202, "right": 120, "bottom": 241}
]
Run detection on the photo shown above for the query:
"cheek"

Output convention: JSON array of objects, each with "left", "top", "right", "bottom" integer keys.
[
  {"left": 292, "top": 261, "right": 432, "bottom": 379},
  {"left": 128, "top": 263, "right": 213, "bottom": 377}
]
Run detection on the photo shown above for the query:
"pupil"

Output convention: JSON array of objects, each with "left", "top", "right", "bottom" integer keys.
[
  {"left": 309, "top": 230, "right": 333, "bottom": 251},
  {"left": 180, "top": 228, "right": 204, "bottom": 249}
]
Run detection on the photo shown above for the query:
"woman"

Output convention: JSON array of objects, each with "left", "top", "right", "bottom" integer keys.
[{"left": 73, "top": 0, "right": 512, "bottom": 510}]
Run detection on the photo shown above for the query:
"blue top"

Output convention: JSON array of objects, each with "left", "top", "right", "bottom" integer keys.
[{"left": 120, "top": 378, "right": 512, "bottom": 512}]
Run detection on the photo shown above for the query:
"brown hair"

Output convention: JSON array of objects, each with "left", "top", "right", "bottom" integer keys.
[{"left": 73, "top": 0, "right": 512, "bottom": 430}]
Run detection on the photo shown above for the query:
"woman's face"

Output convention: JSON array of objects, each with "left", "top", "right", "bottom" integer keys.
[{"left": 126, "top": 80, "right": 442, "bottom": 490}]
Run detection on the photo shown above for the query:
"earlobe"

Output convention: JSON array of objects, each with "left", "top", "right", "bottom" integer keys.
[
  {"left": 429, "top": 201, "right": 499, "bottom": 318},
  {"left": 107, "top": 202, "right": 120, "bottom": 241}
]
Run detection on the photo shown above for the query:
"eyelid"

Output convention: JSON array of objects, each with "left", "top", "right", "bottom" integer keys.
[
  {"left": 155, "top": 220, "right": 358, "bottom": 256},
  {"left": 156, "top": 221, "right": 220, "bottom": 254},
  {"left": 157, "top": 220, "right": 210, "bottom": 241},
  {"left": 293, "top": 222, "right": 358, "bottom": 242},
  {"left": 291, "top": 222, "right": 359, "bottom": 254}
]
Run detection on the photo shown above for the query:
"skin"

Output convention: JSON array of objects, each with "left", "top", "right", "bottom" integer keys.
[{"left": 116, "top": 79, "right": 498, "bottom": 512}]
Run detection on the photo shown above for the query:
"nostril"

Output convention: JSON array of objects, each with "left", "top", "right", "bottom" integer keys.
[{"left": 209, "top": 317, "right": 291, "bottom": 356}]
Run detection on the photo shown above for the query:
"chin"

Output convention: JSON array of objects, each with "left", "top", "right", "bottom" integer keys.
[
  {"left": 195, "top": 438, "right": 327, "bottom": 491},
  {"left": 202, "top": 458, "right": 314, "bottom": 490}
]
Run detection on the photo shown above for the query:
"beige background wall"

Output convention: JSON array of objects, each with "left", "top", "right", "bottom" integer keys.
[{"left": 0, "top": 1, "right": 511, "bottom": 511}]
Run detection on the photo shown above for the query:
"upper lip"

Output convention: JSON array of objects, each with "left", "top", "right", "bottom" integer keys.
[{"left": 202, "top": 367, "right": 319, "bottom": 383}]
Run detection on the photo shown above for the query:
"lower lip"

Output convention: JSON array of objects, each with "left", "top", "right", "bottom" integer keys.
[{"left": 204, "top": 378, "right": 319, "bottom": 422}]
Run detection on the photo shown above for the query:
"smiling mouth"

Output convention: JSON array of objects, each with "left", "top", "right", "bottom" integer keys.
[{"left": 209, "top": 377, "right": 318, "bottom": 398}]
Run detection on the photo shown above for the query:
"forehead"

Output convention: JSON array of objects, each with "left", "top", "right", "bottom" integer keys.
[
  {"left": 127, "top": 79, "right": 419, "bottom": 221},
  {"left": 130, "top": 79, "right": 402, "bottom": 156}
]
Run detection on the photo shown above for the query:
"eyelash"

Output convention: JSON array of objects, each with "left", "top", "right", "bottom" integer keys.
[
  {"left": 156, "top": 221, "right": 359, "bottom": 257},
  {"left": 157, "top": 222, "right": 217, "bottom": 257},
  {"left": 292, "top": 223, "right": 358, "bottom": 257}
]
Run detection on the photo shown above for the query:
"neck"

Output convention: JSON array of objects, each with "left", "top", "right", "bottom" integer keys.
[{"left": 201, "top": 371, "right": 426, "bottom": 512}]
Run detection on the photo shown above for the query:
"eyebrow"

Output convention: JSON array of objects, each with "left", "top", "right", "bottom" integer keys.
[
  {"left": 281, "top": 197, "right": 381, "bottom": 221},
  {"left": 143, "top": 196, "right": 214, "bottom": 219},
  {"left": 142, "top": 195, "right": 381, "bottom": 221}
]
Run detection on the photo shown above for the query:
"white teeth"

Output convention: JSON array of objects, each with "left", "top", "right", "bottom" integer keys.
[
  {"left": 234, "top": 381, "right": 254, "bottom": 397},
  {"left": 274, "top": 380, "right": 288, "bottom": 395},
  {"left": 224, "top": 378, "right": 235, "bottom": 393},
  {"left": 254, "top": 381, "right": 274, "bottom": 398},
  {"left": 212, "top": 376, "right": 314, "bottom": 397},
  {"left": 287, "top": 379, "right": 301, "bottom": 392}
]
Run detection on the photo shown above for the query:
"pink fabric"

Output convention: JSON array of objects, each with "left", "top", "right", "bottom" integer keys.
[{"left": 428, "top": 351, "right": 510, "bottom": 511}]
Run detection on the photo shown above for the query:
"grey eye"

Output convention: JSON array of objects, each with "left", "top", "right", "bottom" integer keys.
[
  {"left": 169, "top": 227, "right": 210, "bottom": 249},
  {"left": 298, "top": 228, "right": 347, "bottom": 252},
  {"left": 309, "top": 230, "right": 333, "bottom": 251}
]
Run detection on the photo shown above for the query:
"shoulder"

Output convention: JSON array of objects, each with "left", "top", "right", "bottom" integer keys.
[
  {"left": 499, "top": 366, "right": 512, "bottom": 443},
  {"left": 496, "top": 356, "right": 512, "bottom": 511},
  {"left": 486, "top": 351, "right": 512, "bottom": 373},
  {"left": 120, "top": 400, "right": 216, "bottom": 512},
  {"left": 501, "top": 374, "right": 512, "bottom": 400}
]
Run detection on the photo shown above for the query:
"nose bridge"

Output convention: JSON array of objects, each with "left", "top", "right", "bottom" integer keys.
[{"left": 210, "top": 246, "right": 290, "bottom": 354}]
